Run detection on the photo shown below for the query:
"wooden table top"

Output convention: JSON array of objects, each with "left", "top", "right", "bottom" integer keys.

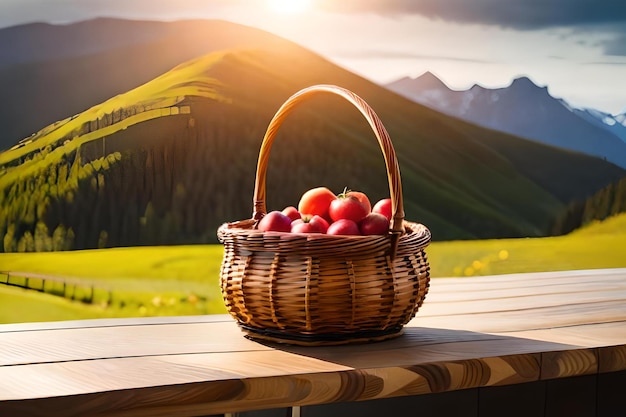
[{"left": 1, "top": 268, "right": 625, "bottom": 416}]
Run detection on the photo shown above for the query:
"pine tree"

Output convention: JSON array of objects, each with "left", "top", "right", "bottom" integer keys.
[
  {"left": 34, "top": 221, "right": 52, "bottom": 252},
  {"left": 52, "top": 224, "right": 67, "bottom": 251},
  {"left": 3, "top": 223, "right": 16, "bottom": 253}
]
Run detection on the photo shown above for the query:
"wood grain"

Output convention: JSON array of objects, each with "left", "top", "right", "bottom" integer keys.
[
  {"left": 597, "top": 344, "right": 626, "bottom": 373},
  {"left": 0, "top": 268, "right": 624, "bottom": 416}
]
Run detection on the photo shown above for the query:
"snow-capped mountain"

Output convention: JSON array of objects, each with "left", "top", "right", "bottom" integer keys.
[
  {"left": 568, "top": 106, "right": 626, "bottom": 144},
  {"left": 386, "top": 73, "right": 626, "bottom": 169}
]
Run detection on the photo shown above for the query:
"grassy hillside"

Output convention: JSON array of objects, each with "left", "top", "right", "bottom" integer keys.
[
  {"left": 0, "top": 20, "right": 624, "bottom": 253},
  {"left": 1, "top": 212, "right": 625, "bottom": 324},
  {"left": 431, "top": 212, "right": 626, "bottom": 277},
  {"left": 0, "top": 51, "right": 227, "bottom": 169},
  {"left": 0, "top": 245, "right": 227, "bottom": 323}
]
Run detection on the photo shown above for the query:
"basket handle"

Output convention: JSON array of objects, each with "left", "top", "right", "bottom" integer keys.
[{"left": 253, "top": 84, "right": 405, "bottom": 235}]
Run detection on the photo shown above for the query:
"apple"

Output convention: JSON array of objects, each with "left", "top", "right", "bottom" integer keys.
[
  {"left": 258, "top": 211, "right": 292, "bottom": 232},
  {"left": 307, "top": 214, "right": 329, "bottom": 233},
  {"left": 291, "top": 221, "right": 318, "bottom": 233},
  {"left": 282, "top": 206, "right": 301, "bottom": 221},
  {"left": 290, "top": 215, "right": 329, "bottom": 234},
  {"left": 329, "top": 193, "right": 369, "bottom": 223},
  {"left": 327, "top": 219, "right": 361, "bottom": 236},
  {"left": 346, "top": 190, "right": 371, "bottom": 213},
  {"left": 359, "top": 212, "right": 390, "bottom": 235},
  {"left": 372, "top": 198, "right": 392, "bottom": 221},
  {"left": 298, "top": 187, "right": 337, "bottom": 219}
]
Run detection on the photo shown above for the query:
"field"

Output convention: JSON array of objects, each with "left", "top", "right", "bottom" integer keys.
[
  {"left": 0, "top": 245, "right": 228, "bottom": 323},
  {"left": 430, "top": 213, "right": 626, "bottom": 277},
  {"left": 1, "top": 213, "right": 625, "bottom": 324}
]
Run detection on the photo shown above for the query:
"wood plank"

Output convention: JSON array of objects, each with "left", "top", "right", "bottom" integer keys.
[
  {"left": 505, "top": 322, "right": 626, "bottom": 348},
  {"left": 0, "top": 350, "right": 352, "bottom": 401},
  {"left": 541, "top": 349, "right": 598, "bottom": 379},
  {"left": 432, "top": 269, "right": 626, "bottom": 286},
  {"left": 0, "top": 314, "right": 229, "bottom": 333},
  {"left": 425, "top": 272, "right": 626, "bottom": 303},
  {"left": 5, "top": 311, "right": 622, "bottom": 369},
  {"left": 0, "top": 320, "right": 267, "bottom": 366},
  {"left": 0, "top": 320, "right": 588, "bottom": 369},
  {"left": 411, "top": 300, "right": 626, "bottom": 333},
  {"left": 0, "top": 269, "right": 624, "bottom": 417},
  {"left": 417, "top": 289, "right": 626, "bottom": 317},
  {"left": 597, "top": 344, "right": 626, "bottom": 373},
  {"left": 0, "top": 332, "right": 603, "bottom": 401},
  {"left": 0, "top": 354, "right": 538, "bottom": 415}
]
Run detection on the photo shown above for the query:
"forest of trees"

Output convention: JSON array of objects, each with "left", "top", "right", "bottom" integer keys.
[
  {"left": 550, "top": 176, "right": 626, "bottom": 236},
  {"left": 0, "top": 98, "right": 392, "bottom": 252},
  {"left": 1, "top": 95, "right": 625, "bottom": 253}
]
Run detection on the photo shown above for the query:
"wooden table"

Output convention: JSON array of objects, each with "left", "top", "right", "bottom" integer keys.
[{"left": 1, "top": 269, "right": 625, "bottom": 417}]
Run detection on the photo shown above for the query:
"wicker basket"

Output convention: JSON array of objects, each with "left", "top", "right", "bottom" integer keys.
[{"left": 218, "top": 84, "right": 431, "bottom": 346}]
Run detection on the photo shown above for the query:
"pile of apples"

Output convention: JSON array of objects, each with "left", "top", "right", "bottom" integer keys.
[{"left": 258, "top": 187, "right": 392, "bottom": 236}]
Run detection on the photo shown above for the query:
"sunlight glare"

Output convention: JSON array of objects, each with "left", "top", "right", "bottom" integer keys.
[{"left": 268, "top": 0, "right": 312, "bottom": 15}]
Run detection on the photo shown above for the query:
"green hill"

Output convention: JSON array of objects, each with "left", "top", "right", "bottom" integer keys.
[{"left": 0, "top": 20, "right": 624, "bottom": 252}]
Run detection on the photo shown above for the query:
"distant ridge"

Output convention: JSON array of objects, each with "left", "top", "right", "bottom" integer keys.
[
  {"left": 0, "top": 18, "right": 308, "bottom": 149},
  {"left": 569, "top": 106, "right": 626, "bottom": 144},
  {"left": 386, "top": 73, "right": 626, "bottom": 168}
]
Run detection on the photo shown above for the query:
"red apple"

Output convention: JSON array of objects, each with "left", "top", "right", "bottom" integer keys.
[
  {"left": 307, "top": 215, "right": 329, "bottom": 233},
  {"left": 291, "top": 215, "right": 329, "bottom": 234},
  {"left": 282, "top": 206, "right": 301, "bottom": 221},
  {"left": 291, "top": 221, "right": 316, "bottom": 233},
  {"left": 258, "top": 211, "right": 292, "bottom": 232},
  {"left": 291, "top": 221, "right": 318, "bottom": 233},
  {"left": 346, "top": 190, "right": 371, "bottom": 213},
  {"left": 359, "top": 213, "right": 390, "bottom": 235},
  {"left": 329, "top": 194, "right": 369, "bottom": 223},
  {"left": 327, "top": 219, "right": 361, "bottom": 236},
  {"left": 372, "top": 198, "right": 392, "bottom": 221},
  {"left": 298, "top": 187, "right": 337, "bottom": 219}
]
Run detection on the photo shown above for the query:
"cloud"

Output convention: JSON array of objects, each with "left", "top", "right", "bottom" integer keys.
[
  {"left": 316, "top": 0, "right": 626, "bottom": 57},
  {"left": 317, "top": 0, "right": 626, "bottom": 30},
  {"left": 602, "top": 34, "right": 626, "bottom": 56},
  {"left": 583, "top": 60, "right": 626, "bottom": 66},
  {"left": 336, "top": 49, "right": 492, "bottom": 64}
]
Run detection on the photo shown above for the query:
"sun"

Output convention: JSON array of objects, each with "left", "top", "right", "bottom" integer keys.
[{"left": 268, "top": 0, "right": 312, "bottom": 15}]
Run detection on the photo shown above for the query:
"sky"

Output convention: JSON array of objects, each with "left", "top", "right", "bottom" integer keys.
[{"left": 1, "top": 0, "right": 626, "bottom": 115}]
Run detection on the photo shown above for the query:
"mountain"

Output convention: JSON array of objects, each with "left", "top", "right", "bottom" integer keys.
[
  {"left": 0, "top": 18, "right": 308, "bottom": 151},
  {"left": 0, "top": 19, "right": 625, "bottom": 252},
  {"left": 568, "top": 106, "right": 626, "bottom": 144},
  {"left": 386, "top": 73, "right": 626, "bottom": 169}
]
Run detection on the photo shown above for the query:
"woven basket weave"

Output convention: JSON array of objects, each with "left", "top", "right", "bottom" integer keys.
[{"left": 218, "top": 84, "right": 431, "bottom": 346}]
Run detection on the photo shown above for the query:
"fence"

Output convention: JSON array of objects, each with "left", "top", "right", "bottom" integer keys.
[{"left": 0, "top": 271, "right": 112, "bottom": 305}]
